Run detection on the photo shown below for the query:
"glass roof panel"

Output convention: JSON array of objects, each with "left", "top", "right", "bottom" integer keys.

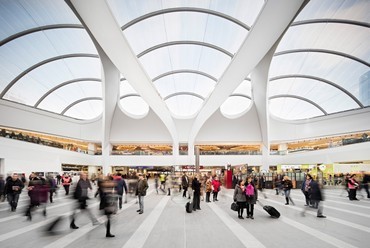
[
  {"left": 277, "top": 24, "right": 370, "bottom": 63},
  {"left": 0, "top": 0, "right": 79, "bottom": 40},
  {"left": 270, "top": 53, "right": 369, "bottom": 107},
  {"left": 220, "top": 96, "right": 252, "bottom": 119},
  {"left": 139, "top": 45, "right": 230, "bottom": 79},
  {"left": 220, "top": 80, "right": 252, "bottom": 118},
  {"left": 295, "top": 0, "right": 370, "bottom": 23},
  {"left": 124, "top": 12, "right": 246, "bottom": 55},
  {"left": 38, "top": 81, "right": 102, "bottom": 114},
  {"left": 232, "top": 80, "right": 252, "bottom": 96},
  {"left": 269, "top": 98, "right": 325, "bottom": 120},
  {"left": 107, "top": 0, "right": 263, "bottom": 28},
  {"left": 155, "top": 73, "right": 215, "bottom": 99},
  {"left": 120, "top": 96, "right": 150, "bottom": 119},
  {"left": 269, "top": 78, "right": 359, "bottom": 114},
  {"left": 120, "top": 80, "right": 139, "bottom": 95},
  {"left": 119, "top": 79, "right": 150, "bottom": 118},
  {"left": 270, "top": 0, "right": 370, "bottom": 120},
  {"left": 165, "top": 95, "right": 203, "bottom": 118},
  {"left": 64, "top": 99, "right": 102, "bottom": 120},
  {"left": 4, "top": 57, "right": 101, "bottom": 106}
]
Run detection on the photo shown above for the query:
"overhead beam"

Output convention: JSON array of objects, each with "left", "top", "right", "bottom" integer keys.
[
  {"left": 69, "top": 0, "right": 178, "bottom": 143},
  {"left": 188, "top": 0, "right": 309, "bottom": 148}
]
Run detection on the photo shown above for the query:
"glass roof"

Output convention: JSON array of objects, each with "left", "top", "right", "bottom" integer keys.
[
  {"left": 1, "top": 0, "right": 368, "bottom": 122},
  {"left": 107, "top": 0, "right": 264, "bottom": 118},
  {"left": 269, "top": 0, "right": 370, "bottom": 120},
  {"left": 0, "top": 0, "right": 102, "bottom": 120}
]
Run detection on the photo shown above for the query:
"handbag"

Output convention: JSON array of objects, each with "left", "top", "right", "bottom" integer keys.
[{"left": 231, "top": 202, "right": 239, "bottom": 211}]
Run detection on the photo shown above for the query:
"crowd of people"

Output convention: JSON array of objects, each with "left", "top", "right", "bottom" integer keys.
[{"left": 0, "top": 169, "right": 369, "bottom": 239}]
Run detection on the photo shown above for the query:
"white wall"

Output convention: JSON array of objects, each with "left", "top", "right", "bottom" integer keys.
[
  {"left": 110, "top": 108, "right": 172, "bottom": 144},
  {"left": 196, "top": 107, "right": 262, "bottom": 143},
  {"left": 0, "top": 137, "right": 101, "bottom": 177},
  {"left": 269, "top": 108, "right": 370, "bottom": 142},
  {"left": 0, "top": 100, "right": 102, "bottom": 141}
]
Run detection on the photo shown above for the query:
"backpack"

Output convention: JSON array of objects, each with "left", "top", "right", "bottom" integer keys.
[{"left": 246, "top": 184, "right": 254, "bottom": 196}]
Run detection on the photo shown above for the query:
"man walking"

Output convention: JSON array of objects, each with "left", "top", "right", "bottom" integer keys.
[{"left": 136, "top": 173, "right": 148, "bottom": 214}]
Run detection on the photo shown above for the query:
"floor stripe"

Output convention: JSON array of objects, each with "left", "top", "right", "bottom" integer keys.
[
  {"left": 278, "top": 214, "right": 358, "bottom": 248},
  {"left": 43, "top": 199, "right": 137, "bottom": 248},
  {"left": 122, "top": 195, "right": 170, "bottom": 248},
  {"left": 260, "top": 193, "right": 370, "bottom": 233},
  {"left": 0, "top": 200, "right": 73, "bottom": 223},
  {"left": 44, "top": 189, "right": 155, "bottom": 248},
  {"left": 265, "top": 191, "right": 370, "bottom": 218},
  {"left": 209, "top": 200, "right": 266, "bottom": 248}
]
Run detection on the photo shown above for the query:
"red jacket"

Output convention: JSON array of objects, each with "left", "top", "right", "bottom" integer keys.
[{"left": 212, "top": 180, "right": 221, "bottom": 192}]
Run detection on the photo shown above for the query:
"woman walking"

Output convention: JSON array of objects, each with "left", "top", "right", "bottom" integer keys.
[{"left": 282, "top": 176, "right": 294, "bottom": 205}]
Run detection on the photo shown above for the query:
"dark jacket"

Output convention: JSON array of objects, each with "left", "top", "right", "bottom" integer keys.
[
  {"left": 283, "top": 179, "right": 293, "bottom": 191},
  {"left": 4, "top": 178, "right": 24, "bottom": 194},
  {"left": 309, "top": 180, "right": 323, "bottom": 201},
  {"left": 115, "top": 177, "right": 127, "bottom": 196},
  {"left": 74, "top": 179, "right": 92, "bottom": 200},
  {"left": 181, "top": 175, "right": 189, "bottom": 187},
  {"left": 233, "top": 185, "right": 246, "bottom": 202},
  {"left": 136, "top": 179, "right": 148, "bottom": 196},
  {"left": 192, "top": 178, "right": 201, "bottom": 195}
]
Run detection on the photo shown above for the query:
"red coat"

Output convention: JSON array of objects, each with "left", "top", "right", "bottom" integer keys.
[{"left": 212, "top": 180, "right": 221, "bottom": 192}]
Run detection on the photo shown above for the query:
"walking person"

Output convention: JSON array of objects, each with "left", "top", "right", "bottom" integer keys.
[
  {"left": 205, "top": 178, "right": 212, "bottom": 202},
  {"left": 302, "top": 179, "right": 326, "bottom": 218},
  {"left": 282, "top": 176, "right": 294, "bottom": 205},
  {"left": 25, "top": 173, "right": 49, "bottom": 220},
  {"left": 233, "top": 180, "right": 246, "bottom": 219},
  {"left": 136, "top": 173, "right": 148, "bottom": 214},
  {"left": 360, "top": 171, "right": 370, "bottom": 198},
  {"left": 348, "top": 174, "right": 360, "bottom": 201},
  {"left": 100, "top": 176, "right": 118, "bottom": 238},
  {"left": 154, "top": 174, "right": 159, "bottom": 194},
  {"left": 301, "top": 174, "right": 313, "bottom": 206},
  {"left": 4, "top": 173, "right": 24, "bottom": 211},
  {"left": 181, "top": 172, "right": 189, "bottom": 198},
  {"left": 245, "top": 176, "right": 257, "bottom": 219},
  {"left": 114, "top": 173, "right": 127, "bottom": 209},
  {"left": 0, "top": 174, "right": 5, "bottom": 202},
  {"left": 212, "top": 176, "right": 221, "bottom": 202},
  {"left": 70, "top": 172, "right": 98, "bottom": 229},
  {"left": 192, "top": 176, "right": 201, "bottom": 211},
  {"left": 61, "top": 173, "right": 72, "bottom": 195}
]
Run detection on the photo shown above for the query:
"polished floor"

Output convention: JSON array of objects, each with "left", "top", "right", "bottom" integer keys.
[{"left": 0, "top": 182, "right": 369, "bottom": 248}]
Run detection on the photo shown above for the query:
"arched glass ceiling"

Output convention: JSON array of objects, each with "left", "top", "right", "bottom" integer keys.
[
  {"left": 269, "top": 0, "right": 370, "bottom": 121},
  {"left": 119, "top": 80, "right": 149, "bottom": 119},
  {"left": 220, "top": 79, "right": 252, "bottom": 119},
  {"left": 0, "top": 0, "right": 102, "bottom": 120},
  {"left": 107, "top": 0, "right": 264, "bottom": 118}
]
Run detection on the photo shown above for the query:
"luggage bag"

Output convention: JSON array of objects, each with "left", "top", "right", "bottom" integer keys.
[
  {"left": 263, "top": 205, "right": 280, "bottom": 218},
  {"left": 258, "top": 200, "right": 280, "bottom": 218},
  {"left": 185, "top": 201, "right": 193, "bottom": 213}
]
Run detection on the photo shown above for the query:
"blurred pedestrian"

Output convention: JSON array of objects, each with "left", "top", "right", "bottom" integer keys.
[
  {"left": 4, "top": 173, "right": 24, "bottom": 211},
  {"left": 136, "top": 173, "right": 148, "bottom": 214},
  {"left": 70, "top": 172, "right": 98, "bottom": 229},
  {"left": 100, "top": 176, "right": 118, "bottom": 238},
  {"left": 282, "top": 176, "right": 294, "bottom": 205}
]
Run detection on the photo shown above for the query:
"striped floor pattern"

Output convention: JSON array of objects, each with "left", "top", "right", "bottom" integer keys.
[{"left": 0, "top": 184, "right": 369, "bottom": 248}]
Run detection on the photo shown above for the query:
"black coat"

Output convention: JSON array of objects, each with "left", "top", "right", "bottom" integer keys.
[
  {"left": 192, "top": 179, "right": 201, "bottom": 195},
  {"left": 4, "top": 179, "right": 24, "bottom": 194},
  {"left": 309, "top": 180, "right": 323, "bottom": 201}
]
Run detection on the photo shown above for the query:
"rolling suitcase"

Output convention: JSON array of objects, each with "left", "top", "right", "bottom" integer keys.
[
  {"left": 185, "top": 201, "right": 193, "bottom": 213},
  {"left": 258, "top": 200, "right": 280, "bottom": 218},
  {"left": 263, "top": 205, "right": 280, "bottom": 218}
]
